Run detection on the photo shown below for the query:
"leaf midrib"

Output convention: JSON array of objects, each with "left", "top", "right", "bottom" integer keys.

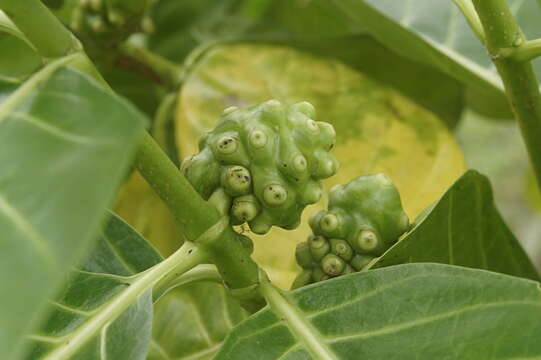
[
  {"left": 0, "top": 53, "right": 82, "bottom": 120},
  {"left": 330, "top": 0, "right": 504, "bottom": 90},
  {"left": 41, "top": 242, "right": 204, "bottom": 360},
  {"left": 260, "top": 281, "right": 338, "bottom": 360},
  {"left": 326, "top": 299, "right": 541, "bottom": 344}
]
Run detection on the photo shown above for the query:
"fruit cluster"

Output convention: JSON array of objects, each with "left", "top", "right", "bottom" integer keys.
[
  {"left": 181, "top": 100, "right": 338, "bottom": 234},
  {"left": 292, "top": 174, "right": 410, "bottom": 288}
]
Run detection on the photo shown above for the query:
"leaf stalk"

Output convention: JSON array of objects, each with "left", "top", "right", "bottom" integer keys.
[{"left": 453, "top": 0, "right": 485, "bottom": 43}]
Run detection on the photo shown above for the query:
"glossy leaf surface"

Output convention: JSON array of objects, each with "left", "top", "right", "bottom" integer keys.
[
  {"left": 0, "top": 63, "right": 146, "bottom": 359},
  {"left": 329, "top": 0, "right": 541, "bottom": 118},
  {"left": 217, "top": 263, "right": 541, "bottom": 359},
  {"left": 373, "top": 170, "right": 540, "bottom": 281},
  {"left": 26, "top": 214, "right": 162, "bottom": 359}
]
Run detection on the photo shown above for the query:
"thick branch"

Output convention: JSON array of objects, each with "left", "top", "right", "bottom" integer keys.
[{"left": 135, "top": 132, "right": 262, "bottom": 308}]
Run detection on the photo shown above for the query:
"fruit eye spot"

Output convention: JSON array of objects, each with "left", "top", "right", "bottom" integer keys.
[
  {"left": 357, "top": 229, "right": 378, "bottom": 251},
  {"left": 222, "top": 166, "right": 251, "bottom": 195},
  {"left": 232, "top": 200, "right": 258, "bottom": 222},
  {"left": 293, "top": 155, "right": 307, "bottom": 172},
  {"left": 249, "top": 130, "right": 268, "bottom": 148},
  {"left": 320, "top": 213, "right": 338, "bottom": 233},
  {"left": 263, "top": 184, "right": 287, "bottom": 206},
  {"left": 217, "top": 136, "right": 238, "bottom": 154},
  {"left": 306, "top": 119, "right": 319, "bottom": 133}
]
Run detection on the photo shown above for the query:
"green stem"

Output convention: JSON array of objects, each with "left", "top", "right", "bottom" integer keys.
[
  {"left": 472, "top": 0, "right": 541, "bottom": 192},
  {"left": 120, "top": 42, "right": 183, "bottom": 89},
  {"left": 453, "top": 0, "right": 485, "bottom": 43},
  {"left": 504, "top": 38, "right": 541, "bottom": 62},
  {"left": 43, "top": 241, "right": 206, "bottom": 360},
  {"left": 0, "top": 0, "right": 80, "bottom": 58},
  {"left": 153, "top": 264, "right": 222, "bottom": 302},
  {"left": 135, "top": 132, "right": 262, "bottom": 307}
]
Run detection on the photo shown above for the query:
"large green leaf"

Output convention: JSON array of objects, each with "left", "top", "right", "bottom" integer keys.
[
  {"left": 216, "top": 263, "right": 541, "bottom": 359},
  {"left": 329, "top": 0, "right": 541, "bottom": 119},
  {"left": 175, "top": 42, "right": 465, "bottom": 288},
  {"left": 0, "top": 58, "right": 146, "bottom": 359},
  {"left": 26, "top": 213, "right": 162, "bottom": 359},
  {"left": 372, "top": 170, "right": 540, "bottom": 281},
  {"left": 149, "top": 280, "right": 248, "bottom": 360},
  {"left": 0, "top": 10, "right": 42, "bottom": 78}
]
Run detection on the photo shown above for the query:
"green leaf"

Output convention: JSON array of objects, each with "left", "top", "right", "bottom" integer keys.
[
  {"left": 0, "top": 57, "right": 146, "bottom": 359},
  {"left": 149, "top": 281, "right": 248, "bottom": 360},
  {"left": 175, "top": 42, "right": 465, "bottom": 288},
  {"left": 216, "top": 263, "right": 541, "bottom": 359},
  {"left": 0, "top": 76, "right": 18, "bottom": 101},
  {"left": 0, "top": 10, "right": 42, "bottom": 78},
  {"left": 372, "top": 170, "right": 540, "bottom": 281},
  {"left": 525, "top": 169, "right": 541, "bottom": 213},
  {"left": 328, "top": 0, "right": 541, "bottom": 119},
  {"left": 26, "top": 213, "right": 162, "bottom": 359}
]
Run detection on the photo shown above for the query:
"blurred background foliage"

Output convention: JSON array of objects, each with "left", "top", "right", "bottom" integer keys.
[{"left": 24, "top": 0, "right": 541, "bottom": 274}]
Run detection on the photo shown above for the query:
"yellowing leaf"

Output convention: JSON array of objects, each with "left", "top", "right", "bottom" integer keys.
[{"left": 176, "top": 44, "right": 465, "bottom": 288}]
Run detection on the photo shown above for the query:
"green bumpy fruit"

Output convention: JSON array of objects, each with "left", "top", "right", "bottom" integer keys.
[
  {"left": 181, "top": 100, "right": 338, "bottom": 234},
  {"left": 291, "top": 174, "right": 409, "bottom": 289}
]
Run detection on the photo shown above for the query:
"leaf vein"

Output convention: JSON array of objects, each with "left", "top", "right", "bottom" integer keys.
[{"left": 326, "top": 300, "right": 541, "bottom": 343}]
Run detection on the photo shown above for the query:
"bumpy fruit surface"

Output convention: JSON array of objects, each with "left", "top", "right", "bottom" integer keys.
[
  {"left": 291, "top": 174, "right": 409, "bottom": 289},
  {"left": 181, "top": 100, "right": 338, "bottom": 234}
]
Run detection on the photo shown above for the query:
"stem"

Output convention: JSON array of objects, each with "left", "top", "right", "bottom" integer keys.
[
  {"left": 43, "top": 241, "right": 206, "bottom": 360},
  {"left": 259, "top": 272, "right": 338, "bottom": 360},
  {"left": 0, "top": 0, "right": 80, "bottom": 58},
  {"left": 135, "top": 132, "right": 262, "bottom": 302},
  {"left": 453, "top": 0, "right": 485, "bottom": 43},
  {"left": 120, "top": 42, "right": 182, "bottom": 89},
  {"left": 472, "top": 0, "right": 541, "bottom": 192},
  {"left": 153, "top": 264, "right": 222, "bottom": 302},
  {"left": 505, "top": 38, "right": 541, "bottom": 62}
]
